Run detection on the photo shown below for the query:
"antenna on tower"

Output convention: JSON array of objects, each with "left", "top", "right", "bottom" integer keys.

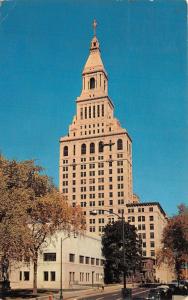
[{"left": 93, "top": 19, "right": 97, "bottom": 36}]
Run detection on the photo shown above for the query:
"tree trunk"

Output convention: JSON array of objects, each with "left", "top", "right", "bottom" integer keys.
[{"left": 33, "top": 252, "right": 38, "bottom": 294}]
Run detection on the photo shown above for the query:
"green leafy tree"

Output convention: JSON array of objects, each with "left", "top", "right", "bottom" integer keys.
[
  {"left": 102, "top": 220, "right": 142, "bottom": 284},
  {"left": 157, "top": 204, "right": 188, "bottom": 283},
  {"left": 0, "top": 155, "right": 85, "bottom": 293}
]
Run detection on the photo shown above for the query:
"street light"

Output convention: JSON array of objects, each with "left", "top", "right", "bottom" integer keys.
[
  {"left": 59, "top": 233, "right": 77, "bottom": 300},
  {"left": 90, "top": 209, "right": 127, "bottom": 290}
]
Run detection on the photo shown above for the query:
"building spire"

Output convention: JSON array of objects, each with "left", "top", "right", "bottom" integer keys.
[{"left": 93, "top": 19, "right": 97, "bottom": 36}]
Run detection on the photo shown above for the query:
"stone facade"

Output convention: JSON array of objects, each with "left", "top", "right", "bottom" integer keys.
[{"left": 59, "top": 31, "right": 133, "bottom": 236}]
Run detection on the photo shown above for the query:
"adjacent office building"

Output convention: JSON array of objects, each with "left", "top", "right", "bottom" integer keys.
[{"left": 9, "top": 232, "right": 104, "bottom": 289}]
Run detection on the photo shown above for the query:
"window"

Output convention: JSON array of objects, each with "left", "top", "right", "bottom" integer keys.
[
  {"left": 149, "top": 207, "right": 153, "bottom": 212},
  {"left": 109, "top": 161, "right": 112, "bottom": 167},
  {"left": 63, "top": 146, "right": 68, "bottom": 156},
  {"left": 150, "top": 232, "right": 154, "bottom": 239},
  {"left": 93, "top": 106, "right": 96, "bottom": 118},
  {"left": 117, "top": 139, "right": 123, "bottom": 150},
  {"left": 150, "top": 241, "right": 155, "bottom": 248},
  {"left": 80, "top": 108, "right": 83, "bottom": 119},
  {"left": 90, "top": 77, "right": 95, "bottom": 89},
  {"left": 150, "top": 224, "right": 154, "bottom": 230},
  {"left": 90, "top": 143, "right": 95, "bottom": 154},
  {"left": 100, "top": 259, "right": 104, "bottom": 266},
  {"left": 149, "top": 216, "right": 154, "bottom": 221},
  {"left": 89, "top": 106, "right": 91, "bottom": 118},
  {"left": 98, "top": 162, "right": 104, "bottom": 168},
  {"left": 44, "top": 271, "right": 48, "bottom": 281},
  {"left": 98, "top": 185, "right": 104, "bottom": 190},
  {"left": 81, "top": 143, "right": 86, "bottom": 155},
  {"left": 79, "top": 255, "right": 84, "bottom": 263},
  {"left": 151, "top": 250, "right": 155, "bottom": 257},
  {"left": 142, "top": 251, "right": 146, "bottom": 256},
  {"left": 85, "top": 107, "right": 87, "bottom": 119},
  {"left": 109, "top": 200, "right": 113, "bottom": 205},
  {"left": 24, "top": 271, "right": 30, "bottom": 281},
  {"left": 96, "top": 259, "right": 99, "bottom": 265},
  {"left": 43, "top": 253, "right": 56, "bottom": 261},
  {"left": 97, "top": 105, "right": 100, "bottom": 117},
  {"left": 99, "top": 141, "right": 103, "bottom": 153},
  {"left": 91, "top": 258, "right": 95, "bottom": 265},
  {"left": 85, "top": 257, "right": 90, "bottom": 264},
  {"left": 51, "top": 272, "right": 55, "bottom": 281},
  {"left": 69, "top": 253, "right": 75, "bottom": 262},
  {"left": 101, "top": 104, "right": 104, "bottom": 116}
]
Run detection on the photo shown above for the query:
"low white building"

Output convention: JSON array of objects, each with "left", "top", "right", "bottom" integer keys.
[{"left": 9, "top": 232, "right": 104, "bottom": 290}]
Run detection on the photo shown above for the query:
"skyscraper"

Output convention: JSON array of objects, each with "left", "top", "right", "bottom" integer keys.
[{"left": 59, "top": 21, "right": 134, "bottom": 235}]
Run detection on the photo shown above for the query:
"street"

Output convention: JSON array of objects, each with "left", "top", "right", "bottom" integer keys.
[{"left": 73, "top": 287, "right": 149, "bottom": 300}]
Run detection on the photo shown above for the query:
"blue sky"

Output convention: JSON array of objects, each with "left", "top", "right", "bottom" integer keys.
[{"left": 0, "top": 0, "right": 187, "bottom": 216}]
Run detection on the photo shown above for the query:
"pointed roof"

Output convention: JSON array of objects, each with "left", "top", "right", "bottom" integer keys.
[{"left": 82, "top": 21, "right": 107, "bottom": 76}]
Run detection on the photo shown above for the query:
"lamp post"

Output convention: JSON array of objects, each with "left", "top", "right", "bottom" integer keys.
[
  {"left": 91, "top": 209, "right": 127, "bottom": 290},
  {"left": 59, "top": 234, "right": 77, "bottom": 300}
]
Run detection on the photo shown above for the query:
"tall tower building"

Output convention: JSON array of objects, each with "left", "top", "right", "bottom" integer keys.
[{"left": 59, "top": 21, "right": 134, "bottom": 235}]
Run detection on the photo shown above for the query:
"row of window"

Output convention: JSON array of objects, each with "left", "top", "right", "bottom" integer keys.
[
  {"left": 128, "top": 215, "right": 154, "bottom": 222},
  {"left": 19, "top": 271, "right": 103, "bottom": 283},
  {"left": 142, "top": 250, "right": 155, "bottom": 257},
  {"left": 80, "top": 103, "right": 105, "bottom": 120},
  {"left": 63, "top": 183, "right": 125, "bottom": 191},
  {"left": 128, "top": 207, "right": 154, "bottom": 213},
  {"left": 64, "top": 161, "right": 123, "bottom": 171},
  {"left": 138, "top": 232, "right": 155, "bottom": 241},
  {"left": 70, "top": 254, "right": 104, "bottom": 266},
  {"left": 137, "top": 223, "right": 154, "bottom": 231},
  {"left": 63, "top": 176, "right": 124, "bottom": 184},
  {"left": 43, "top": 252, "right": 103, "bottom": 266},
  {"left": 80, "top": 123, "right": 104, "bottom": 129},
  {"left": 142, "top": 241, "right": 155, "bottom": 248},
  {"left": 63, "top": 168, "right": 124, "bottom": 179},
  {"left": 62, "top": 153, "right": 123, "bottom": 165},
  {"left": 80, "top": 199, "right": 125, "bottom": 207},
  {"left": 63, "top": 139, "right": 125, "bottom": 156},
  {"left": 80, "top": 128, "right": 106, "bottom": 136}
]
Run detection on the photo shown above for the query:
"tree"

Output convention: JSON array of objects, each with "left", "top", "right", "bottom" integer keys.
[
  {"left": 0, "top": 155, "right": 85, "bottom": 293},
  {"left": 101, "top": 220, "right": 142, "bottom": 284},
  {"left": 157, "top": 204, "right": 188, "bottom": 283}
]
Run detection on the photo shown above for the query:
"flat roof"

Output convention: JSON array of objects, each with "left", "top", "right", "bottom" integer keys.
[{"left": 126, "top": 201, "right": 167, "bottom": 218}]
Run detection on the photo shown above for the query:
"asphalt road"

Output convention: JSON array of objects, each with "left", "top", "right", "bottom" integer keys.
[{"left": 76, "top": 287, "right": 149, "bottom": 300}]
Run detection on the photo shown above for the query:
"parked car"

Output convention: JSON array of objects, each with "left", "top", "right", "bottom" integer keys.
[{"left": 146, "top": 287, "right": 171, "bottom": 299}]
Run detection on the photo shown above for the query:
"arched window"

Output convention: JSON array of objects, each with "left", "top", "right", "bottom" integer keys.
[
  {"left": 117, "top": 139, "right": 123, "bottom": 150},
  {"left": 90, "top": 143, "right": 95, "bottom": 154},
  {"left": 81, "top": 143, "right": 86, "bottom": 155},
  {"left": 90, "top": 78, "right": 95, "bottom": 89},
  {"left": 63, "top": 146, "right": 68, "bottom": 156},
  {"left": 98, "top": 141, "right": 104, "bottom": 153}
]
